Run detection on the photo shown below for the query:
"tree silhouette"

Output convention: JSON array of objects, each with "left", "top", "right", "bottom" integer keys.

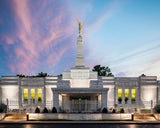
[
  {"left": 36, "top": 72, "right": 48, "bottom": 77},
  {"left": 92, "top": 65, "right": 114, "bottom": 76}
]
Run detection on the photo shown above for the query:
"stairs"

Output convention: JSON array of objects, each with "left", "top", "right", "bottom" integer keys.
[
  {"left": 3, "top": 114, "right": 26, "bottom": 121},
  {"left": 134, "top": 114, "right": 156, "bottom": 121}
]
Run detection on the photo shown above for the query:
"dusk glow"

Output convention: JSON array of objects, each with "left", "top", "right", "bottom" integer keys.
[{"left": 0, "top": 0, "right": 160, "bottom": 78}]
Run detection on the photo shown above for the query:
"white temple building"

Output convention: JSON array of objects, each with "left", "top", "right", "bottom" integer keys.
[{"left": 0, "top": 28, "right": 160, "bottom": 113}]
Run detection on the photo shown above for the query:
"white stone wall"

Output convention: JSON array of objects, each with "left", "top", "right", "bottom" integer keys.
[
  {"left": 140, "top": 86, "right": 157, "bottom": 108},
  {"left": 28, "top": 113, "right": 132, "bottom": 120},
  {"left": 1, "top": 86, "right": 19, "bottom": 109}
]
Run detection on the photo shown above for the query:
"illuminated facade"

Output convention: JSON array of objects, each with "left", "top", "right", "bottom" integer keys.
[{"left": 0, "top": 33, "right": 160, "bottom": 112}]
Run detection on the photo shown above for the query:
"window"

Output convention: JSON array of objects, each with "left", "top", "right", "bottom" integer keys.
[
  {"left": 38, "top": 89, "right": 42, "bottom": 104},
  {"left": 118, "top": 89, "right": 122, "bottom": 104},
  {"left": 125, "top": 89, "right": 129, "bottom": 103},
  {"left": 31, "top": 89, "right": 35, "bottom": 103},
  {"left": 24, "top": 89, "right": 28, "bottom": 104},
  {"left": 131, "top": 89, "right": 136, "bottom": 103}
]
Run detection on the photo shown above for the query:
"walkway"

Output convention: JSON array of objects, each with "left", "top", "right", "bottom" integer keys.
[{"left": 3, "top": 114, "right": 26, "bottom": 121}]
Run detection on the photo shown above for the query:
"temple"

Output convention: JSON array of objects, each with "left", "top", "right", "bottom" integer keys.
[{"left": 0, "top": 25, "right": 160, "bottom": 113}]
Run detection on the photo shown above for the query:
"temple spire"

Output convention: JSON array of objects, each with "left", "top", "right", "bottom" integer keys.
[{"left": 75, "top": 21, "right": 84, "bottom": 67}]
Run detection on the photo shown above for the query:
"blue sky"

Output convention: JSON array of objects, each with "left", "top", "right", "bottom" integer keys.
[{"left": 0, "top": 0, "right": 160, "bottom": 79}]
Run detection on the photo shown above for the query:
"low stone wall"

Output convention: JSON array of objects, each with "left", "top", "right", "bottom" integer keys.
[
  {"left": 154, "top": 114, "right": 160, "bottom": 120},
  {"left": 28, "top": 113, "right": 132, "bottom": 120},
  {"left": 0, "top": 113, "right": 6, "bottom": 120}
]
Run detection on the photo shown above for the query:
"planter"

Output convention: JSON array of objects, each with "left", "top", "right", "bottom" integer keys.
[
  {"left": 0, "top": 113, "right": 6, "bottom": 120},
  {"left": 154, "top": 114, "right": 160, "bottom": 120},
  {"left": 27, "top": 113, "right": 132, "bottom": 121}
]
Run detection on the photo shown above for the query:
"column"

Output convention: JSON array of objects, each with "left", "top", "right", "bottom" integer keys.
[
  {"left": 129, "top": 88, "right": 131, "bottom": 104},
  {"left": 101, "top": 92, "right": 107, "bottom": 108},
  {"left": 53, "top": 92, "right": 59, "bottom": 112},
  {"left": 136, "top": 88, "right": 138, "bottom": 104},
  {"left": 0, "top": 87, "right": 2, "bottom": 104},
  {"left": 28, "top": 88, "right": 31, "bottom": 105},
  {"left": 43, "top": 87, "right": 46, "bottom": 106},
  {"left": 114, "top": 87, "right": 117, "bottom": 106},
  {"left": 35, "top": 88, "right": 38, "bottom": 104},
  {"left": 122, "top": 88, "right": 125, "bottom": 104},
  {"left": 156, "top": 87, "right": 158, "bottom": 104},
  {"left": 19, "top": 87, "right": 22, "bottom": 108}
]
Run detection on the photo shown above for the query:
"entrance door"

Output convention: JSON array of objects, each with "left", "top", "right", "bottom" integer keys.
[{"left": 71, "top": 97, "right": 89, "bottom": 112}]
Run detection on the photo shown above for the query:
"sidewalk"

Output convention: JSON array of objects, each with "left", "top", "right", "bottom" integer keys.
[{"left": 0, "top": 120, "right": 160, "bottom": 124}]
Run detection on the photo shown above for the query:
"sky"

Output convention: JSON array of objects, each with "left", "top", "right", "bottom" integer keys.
[{"left": 0, "top": 0, "right": 160, "bottom": 79}]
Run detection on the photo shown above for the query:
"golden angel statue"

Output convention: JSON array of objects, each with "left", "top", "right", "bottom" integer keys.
[{"left": 78, "top": 20, "right": 82, "bottom": 34}]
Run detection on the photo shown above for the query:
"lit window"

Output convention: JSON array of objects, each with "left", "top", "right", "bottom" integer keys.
[
  {"left": 38, "top": 89, "right": 42, "bottom": 104},
  {"left": 125, "top": 89, "right": 129, "bottom": 103},
  {"left": 24, "top": 89, "right": 28, "bottom": 104},
  {"left": 31, "top": 89, "right": 35, "bottom": 103},
  {"left": 131, "top": 89, "right": 136, "bottom": 103},
  {"left": 118, "top": 89, "right": 122, "bottom": 104}
]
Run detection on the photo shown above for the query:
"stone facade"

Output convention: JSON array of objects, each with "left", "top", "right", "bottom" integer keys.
[{"left": 0, "top": 34, "right": 160, "bottom": 112}]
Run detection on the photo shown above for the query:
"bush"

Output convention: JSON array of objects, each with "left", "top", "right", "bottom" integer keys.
[
  {"left": 112, "top": 109, "right": 116, "bottom": 113},
  {"left": 154, "top": 105, "right": 160, "bottom": 113},
  {"left": 120, "top": 108, "right": 125, "bottom": 113},
  {"left": 35, "top": 107, "right": 40, "bottom": 113},
  {"left": 52, "top": 107, "right": 57, "bottom": 113},
  {"left": 102, "top": 107, "right": 108, "bottom": 113},
  {"left": 42, "top": 107, "right": 48, "bottom": 113},
  {"left": 0, "top": 103, "right": 7, "bottom": 113},
  {"left": 134, "top": 108, "right": 137, "bottom": 112},
  {"left": 0, "top": 108, "right": 4, "bottom": 113}
]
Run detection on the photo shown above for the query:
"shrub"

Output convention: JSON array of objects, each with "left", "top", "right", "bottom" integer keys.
[
  {"left": 112, "top": 109, "right": 116, "bottom": 113},
  {"left": 42, "top": 107, "right": 48, "bottom": 113},
  {"left": 52, "top": 107, "right": 57, "bottom": 113},
  {"left": 102, "top": 107, "right": 108, "bottom": 113},
  {"left": 120, "top": 108, "right": 125, "bottom": 113},
  {"left": 0, "top": 103, "right": 7, "bottom": 113},
  {"left": 0, "top": 108, "right": 4, "bottom": 113},
  {"left": 35, "top": 107, "right": 40, "bottom": 113},
  {"left": 154, "top": 105, "right": 160, "bottom": 113},
  {"left": 134, "top": 108, "right": 137, "bottom": 112}
]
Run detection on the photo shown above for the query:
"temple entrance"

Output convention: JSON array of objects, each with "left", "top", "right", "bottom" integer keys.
[
  {"left": 59, "top": 93, "right": 101, "bottom": 112},
  {"left": 70, "top": 97, "right": 90, "bottom": 112}
]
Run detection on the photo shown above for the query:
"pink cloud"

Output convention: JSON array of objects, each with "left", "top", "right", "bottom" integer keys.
[
  {"left": 4, "top": 36, "right": 14, "bottom": 45},
  {"left": 6, "top": 0, "right": 74, "bottom": 75},
  {"left": 9, "top": 65, "right": 15, "bottom": 73}
]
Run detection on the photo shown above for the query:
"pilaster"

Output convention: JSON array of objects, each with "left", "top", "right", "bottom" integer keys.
[
  {"left": 128, "top": 88, "right": 131, "bottom": 104},
  {"left": 53, "top": 92, "right": 59, "bottom": 111},
  {"left": 122, "top": 88, "right": 125, "bottom": 104},
  {"left": 102, "top": 92, "right": 107, "bottom": 108}
]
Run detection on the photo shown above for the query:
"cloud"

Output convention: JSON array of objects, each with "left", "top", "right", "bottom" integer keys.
[
  {"left": 115, "top": 72, "right": 126, "bottom": 77},
  {"left": 4, "top": 0, "right": 75, "bottom": 75}
]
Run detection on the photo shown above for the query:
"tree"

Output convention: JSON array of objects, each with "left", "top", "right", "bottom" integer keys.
[
  {"left": 52, "top": 107, "right": 57, "bottom": 113},
  {"left": 35, "top": 107, "right": 40, "bottom": 113},
  {"left": 92, "top": 65, "right": 114, "bottom": 76},
  {"left": 102, "top": 107, "right": 108, "bottom": 113},
  {"left": 141, "top": 74, "right": 146, "bottom": 77},
  {"left": 42, "top": 107, "right": 48, "bottom": 113},
  {"left": 36, "top": 72, "right": 48, "bottom": 77},
  {"left": 17, "top": 74, "right": 25, "bottom": 77}
]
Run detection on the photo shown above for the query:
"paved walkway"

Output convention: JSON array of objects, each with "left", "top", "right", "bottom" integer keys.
[{"left": 3, "top": 114, "right": 26, "bottom": 121}]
